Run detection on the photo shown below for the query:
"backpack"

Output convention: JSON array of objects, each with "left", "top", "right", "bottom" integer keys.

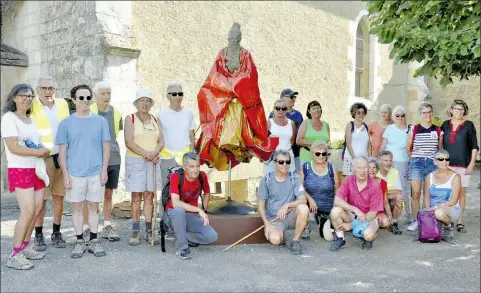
[
  {"left": 352, "top": 218, "right": 369, "bottom": 238},
  {"left": 417, "top": 210, "right": 441, "bottom": 243},
  {"left": 302, "top": 161, "right": 335, "bottom": 186},
  {"left": 342, "top": 121, "right": 368, "bottom": 160},
  {"left": 410, "top": 124, "right": 441, "bottom": 153}
]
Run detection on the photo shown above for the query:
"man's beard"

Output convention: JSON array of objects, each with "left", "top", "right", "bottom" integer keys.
[{"left": 226, "top": 43, "right": 241, "bottom": 73}]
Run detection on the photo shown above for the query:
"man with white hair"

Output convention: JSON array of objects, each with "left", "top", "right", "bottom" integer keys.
[
  {"left": 329, "top": 156, "right": 384, "bottom": 251},
  {"left": 156, "top": 83, "right": 196, "bottom": 185},
  {"left": 369, "top": 104, "right": 393, "bottom": 157},
  {"left": 85, "top": 80, "right": 123, "bottom": 241}
]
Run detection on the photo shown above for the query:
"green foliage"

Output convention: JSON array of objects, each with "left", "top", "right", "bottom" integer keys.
[
  {"left": 330, "top": 139, "right": 345, "bottom": 150},
  {"left": 366, "top": 0, "right": 480, "bottom": 87}
]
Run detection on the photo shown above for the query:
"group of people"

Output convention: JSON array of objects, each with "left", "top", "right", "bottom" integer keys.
[{"left": 1, "top": 76, "right": 478, "bottom": 269}]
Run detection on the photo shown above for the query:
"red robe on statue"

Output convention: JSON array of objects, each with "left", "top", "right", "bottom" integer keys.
[{"left": 196, "top": 47, "right": 278, "bottom": 171}]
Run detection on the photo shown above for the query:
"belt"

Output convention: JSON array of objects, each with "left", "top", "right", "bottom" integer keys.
[{"left": 49, "top": 154, "right": 59, "bottom": 159}]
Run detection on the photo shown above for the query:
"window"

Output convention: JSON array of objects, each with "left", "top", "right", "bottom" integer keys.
[{"left": 355, "top": 18, "right": 370, "bottom": 98}]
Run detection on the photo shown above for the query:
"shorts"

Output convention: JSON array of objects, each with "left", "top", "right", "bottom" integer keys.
[
  {"left": 105, "top": 165, "right": 120, "bottom": 190},
  {"left": 8, "top": 168, "right": 46, "bottom": 193},
  {"left": 450, "top": 166, "right": 471, "bottom": 188},
  {"left": 270, "top": 211, "right": 296, "bottom": 232},
  {"left": 125, "top": 157, "right": 162, "bottom": 192},
  {"left": 409, "top": 157, "right": 437, "bottom": 181},
  {"left": 447, "top": 205, "right": 462, "bottom": 222},
  {"left": 66, "top": 174, "right": 104, "bottom": 203},
  {"left": 342, "top": 157, "right": 353, "bottom": 176},
  {"left": 44, "top": 155, "right": 66, "bottom": 199}
]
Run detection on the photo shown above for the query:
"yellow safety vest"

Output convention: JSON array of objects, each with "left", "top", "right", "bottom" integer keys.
[
  {"left": 160, "top": 146, "right": 191, "bottom": 166},
  {"left": 90, "top": 103, "right": 122, "bottom": 138},
  {"left": 30, "top": 98, "right": 70, "bottom": 152},
  {"left": 377, "top": 168, "right": 400, "bottom": 191}
]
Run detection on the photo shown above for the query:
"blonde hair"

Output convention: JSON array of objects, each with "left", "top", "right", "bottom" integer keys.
[
  {"left": 272, "top": 99, "right": 286, "bottom": 111},
  {"left": 311, "top": 141, "right": 329, "bottom": 152}
]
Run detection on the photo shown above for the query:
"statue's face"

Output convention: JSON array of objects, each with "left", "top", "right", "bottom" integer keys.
[{"left": 228, "top": 31, "right": 241, "bottom": 46}]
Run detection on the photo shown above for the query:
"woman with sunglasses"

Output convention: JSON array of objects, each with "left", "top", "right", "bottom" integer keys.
[
  {"left": 424, "top": 149, "right": 462, "bottom": 242},
  {"left": 296, "top": 101, "right": 330, "bottom": 168},
  {"left": 264, "top": 99, "right": 296, "bottom": 174},
  {"left": 2, "top": 84, "right": 50, "bottom": 270},
  {"left": 380, "top": 105, "right": 413, "bottom": 224},
  {"left": 124, "top": 90, "right": 164, "bottom": 246},
  {"left": 440, "top": 100, "right": 479, "bottom": 233},
  {"left": 299, "top": 141, "right": 340, "bottom": 240}
]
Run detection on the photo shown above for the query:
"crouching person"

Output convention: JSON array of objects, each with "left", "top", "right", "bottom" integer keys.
[
  {"left": 257, "top": 150, "right": 310, "bottom": 255},
  {"left": 329, "top": 156, "right": 384, "bottom": 251},
  {"left": 162, "top": 152, "right": 218, "bottom": 260}
]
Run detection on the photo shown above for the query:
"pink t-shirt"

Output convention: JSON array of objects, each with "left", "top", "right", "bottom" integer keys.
[
  {"left": 336, "top": 175, "right": 384, "bottom": 214},
  {"left": 368, "top": 120, "right": 392, "bottom": 157}
]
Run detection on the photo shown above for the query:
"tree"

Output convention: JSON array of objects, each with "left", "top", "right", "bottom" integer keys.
[{"left": 366, "top": 0, "right": 480, "bottom": 87}]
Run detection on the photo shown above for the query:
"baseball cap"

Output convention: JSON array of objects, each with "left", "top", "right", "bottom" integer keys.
[
  {"left": 134, "top": 89, "right": 153, "bottom": 106},
  {"left": 280, "top": 88, "right": 298, "bottom": 98}
]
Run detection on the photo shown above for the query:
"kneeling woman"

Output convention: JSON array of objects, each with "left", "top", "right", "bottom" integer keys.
[
  {"left": 424, "top": 149, "right": 462, "bottom": 241},
  {"left": 367, "top": 158, "right": 390, "bottom": 229}
]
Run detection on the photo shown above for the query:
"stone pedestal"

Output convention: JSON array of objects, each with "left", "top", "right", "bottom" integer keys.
[{"left": 209, "top": 213, "right": 269, "bottom": 245}]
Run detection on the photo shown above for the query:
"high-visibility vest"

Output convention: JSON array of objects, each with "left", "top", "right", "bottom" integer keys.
[
  {"left": 30, "top": 98, "right": 70, "bottom": 152},
  {"left": 160, "top": 146, "right": 190, "bottom": 165},
  {"left": 377, "top": 168, "right": 400, "bottom": 191},
  {"left": 90, "top": 103, "right": 122, "bottom": 138}
]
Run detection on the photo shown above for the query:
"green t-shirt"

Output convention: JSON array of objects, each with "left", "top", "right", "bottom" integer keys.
[{"left": 300, "top": 120, "right": 329, "bottom": 162}]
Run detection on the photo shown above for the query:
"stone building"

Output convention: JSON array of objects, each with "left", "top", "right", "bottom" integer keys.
[{"left": 1, "top": 1, "right": 479, "bottom": 199}]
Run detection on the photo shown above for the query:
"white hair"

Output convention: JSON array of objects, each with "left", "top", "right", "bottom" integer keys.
[
  {"left": 351, "top": 156, "right": 369, "bottom": 172},
  {"left": 38, "top": 76, "right": 56, "bottom": 87},
  {"left": 380, "top": 104, "right": 393, "bottom": 112},
  {"left": 93, "top": 80, "right": 112, "bottom": 96},
  {"left": 392, "top": 105, "right": 406, "bottom": 120}
]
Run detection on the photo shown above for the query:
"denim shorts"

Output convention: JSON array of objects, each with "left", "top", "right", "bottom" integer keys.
[{"left": 409, "top": 157, "right": 437, "bottom": 181}]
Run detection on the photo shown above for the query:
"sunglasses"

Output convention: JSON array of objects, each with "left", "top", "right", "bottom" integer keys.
[
  {"left": 169, "top": 92, "right": 184, "bottom": 97},
  {"left": 275, "top": 106, "right": 288, "bottom": 111},
  {"left": 289, "top": 95, "right": 297, "bottom": 100},
  {"left": 436, "top": 158, "right": 450, "bottom": 162},
  {"left": 75, "top": 96, "right": 92, "bottom": 101},
  {"left": 275, "top": 160, "right": 291, "bottom": 165},
  {"left": 396, "top": 114, "right": 406, "bottom": 118},
  {"left": 314, "top": 151, "right": 329, "bottom": 157}
]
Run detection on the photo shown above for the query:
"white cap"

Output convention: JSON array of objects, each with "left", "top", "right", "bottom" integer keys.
[{"left": 134, "top": 89, "right": 153, "bottom": 106}]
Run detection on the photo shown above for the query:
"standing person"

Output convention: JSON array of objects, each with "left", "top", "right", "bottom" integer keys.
[
  {"left": 157, "top": 83, "right": 196, "bottom": 185},
  {"left": 31, "top": 76, "right": 70, "bottom": 250},
  {"left": 2, "top": 84, "right": 50, "bottom": 270},
  {"left": 380, "top": 105, "right": 413, "bottom": 224},
  {"left": 56, "top": 84, "right": 111, "bottom": 258},
  {"left": 269, "top": 89, "right": 303, "bottom": 173},
  {"left": 440, "top": 100, "right": 479, "bottom": 233},
  {"left": 342, "top": 103, "right": 371, "bottom": 177},
  {"left": 368, "top": 104, "right": 393, "bottom": 158},
  {"left": 406, "top": 103, "right": 442, "bottom": 232},
  {"left": 124, "top": 90, "right": 163, "bottom": 246},
  {"left": 83, "top": 80, "right": 123, "bottom": 242},
  {"left": 265, "top": 99, "right": 296, "bottom": 174},
  {"left": 296, "top": 101, "right": 330, "bottom": 166}
]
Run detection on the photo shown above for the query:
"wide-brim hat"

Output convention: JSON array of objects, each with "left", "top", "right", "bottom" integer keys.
[{"left": 134, "top": 89, "right": 154, "bottom": 106}]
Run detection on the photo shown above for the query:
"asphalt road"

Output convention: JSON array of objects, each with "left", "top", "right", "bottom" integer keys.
[{"left": 1, "top": 169, "right": 480, "bottom": 292}]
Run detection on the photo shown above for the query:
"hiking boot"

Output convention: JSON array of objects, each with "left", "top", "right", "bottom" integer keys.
[
  {"left": 290, "top": 240, "right": 303, "bottom": 255},
  {"left": 176, "top": 248, "right": 192, "bottom": 260},
  {"left": 188, "top": 240, "right": 199, "bottom": 247},
  {"left": 362, "top": 240, "right": 374, "bottom": 250},
  {"left": 71, "top": 239, "right": 86, "bottom": 258},
  {"left": 388, "top": 222, "right": 402, "bottom": 235},
  {"left": 330, "top": 237, "right": 345, "bottom": 251},
  {"left": 279, "top": 238, "right": 287, "bottom": 248},
  {"left": 6, "top": 253, "right": 34, "bottom": 270},
  {"left": 22, "top": 245, "right": 45, "bottom": 260},
  {"left": 102, "top": 225, "right": 120, "bottom": 242},
  {"left": 51, "top": 231, "right": 67, "bottom": 248},
  {"left": 88, "top": 239, "right": 106, "bottom": 257},
  {"left": 144, "top": 230, "right": 160, "bottom": 245},
  {"left": 34, "top": 233, "right": 47, "bottom": 251},
  {"left": 83, "top": 228, "right": 90, "bottom": 242},
  {"left": 442, "top": 223, "right": 455, "bottom": 242},
  {"left": 128, "top": 231, "right": 141, "bottom": 246},
  {"left": 407, "top": 220, "right": 418, "bottom": 232},
  {"left": 301, "top": 227, "right": 311, "bottom": 240}
]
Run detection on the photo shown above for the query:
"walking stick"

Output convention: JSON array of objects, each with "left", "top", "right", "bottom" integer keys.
[
  {"left": 151, "top": 161, "right": 157, "bottom": 247},
  {"left": 223, "top": 207, "right": 294, "bottom": 252}
]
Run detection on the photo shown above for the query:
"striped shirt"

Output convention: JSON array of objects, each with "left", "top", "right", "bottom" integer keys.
[{"left": 410, "top": 125, "right": 442, "bottom": 159}]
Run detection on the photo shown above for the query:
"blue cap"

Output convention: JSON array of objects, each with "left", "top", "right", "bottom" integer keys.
[{"left": 280, "top": 88, "right": 298, "bottom": 98}]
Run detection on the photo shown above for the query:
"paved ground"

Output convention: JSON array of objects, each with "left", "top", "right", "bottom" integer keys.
[{"left": 1, "top": 169, "right": 480, "bottom": 292}]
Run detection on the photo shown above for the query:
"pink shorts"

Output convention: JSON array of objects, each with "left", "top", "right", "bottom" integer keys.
[{"left": 8, "top": 168, "right": 46, "bottom": 193}]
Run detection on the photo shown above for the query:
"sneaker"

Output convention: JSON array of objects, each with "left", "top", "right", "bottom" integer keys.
[
  {"left": 330, "top": 237, "right": 346, "bottom": 251},
  {"left": 83, "top": 228, "right": 91, "bottom": 242},
  {"left": 22, "top": 245, "right": 45, "bottom": 260},
  {"left": 362, "top": 240, "right": 374, "bottom": 250},
  {"left": 407, "top": 220, "right": 418, "bottom": 231},
  {"left": 51, "top": 231, "right": 67, "bottom": 248},
  {"left": 188, "top": 240, "right": 199, "bottom": 247},
  {"left": 442, "top": 223, "right": 455, "bottom": 242},
  {"left": 71, "top": 239, "right": 86, "bottom": 258},
  {"left": 279, "top": 238, "right": 287, "bottom": 248},
  {"left": 102, "top": 225, "right": 120, "bottom": 242},
  {"left": 176, "top": 248, "right": 192, "bottom": 260},
  {"left": 290, "top": 240, "right": 303, "bottom": 255},
  {"left": 34, "top": 233, "right": 47, "bottom": 251},
  {"left": 6, "top": 253, "right": 34, "bottom": 270},
  {"left": 144, "top": 230, "right": 160, "bottom": 245},
  {"left": 88, "top": 239, "right": 106, "bottom": 257},
  {"left": 301, "top": 227, "right": 311, "bottom": 240},
  {"left": 128, "top": 231, "right": 141, "bottom": 246},
  {"left": 388, "top": 222, "right": 402, "bottom": 235}
]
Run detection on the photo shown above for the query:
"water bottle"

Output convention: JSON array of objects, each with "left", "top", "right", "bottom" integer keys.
[{"left": 25, "top": 139, "right": 39, "bottom": 149}]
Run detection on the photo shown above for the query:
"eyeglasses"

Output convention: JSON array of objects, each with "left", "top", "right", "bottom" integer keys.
[
  {"left": 421, "top": 111, "right": 433, "bottom": 115},
  {"left": 143, "top": 123, "right": 157, "bottom": 132},
  {"left": 452, "top": 107, "right": 464, "bottom": 111},
  {"left": 396, "top": 114, "right": 406, "bottom": 118},
  {"left": 314, "top": 151, "right": 329, "bottom": 157},
  {"left": 275, "top": 106, "right": 288, "bottom": 112},
  {"left": 169, "top": 92, "right": 183, "bottom": 97},
  {"left": 75, "top": 96, "right": 92, "bottom": 101},
  {"left": 356, "top": 111, "right": 366, "bottom": 115},
  {"left": 275, "top": 160, "right": 291, "bottom": 165},
  {"left": 17, "top": 95, "right": 34, "bottom": 100},
  {"left": 436, "top": 157, "right": 450, "bottom": 162},
  {"left": 38, "top": 87, "right": 55, "bottom": 92}
]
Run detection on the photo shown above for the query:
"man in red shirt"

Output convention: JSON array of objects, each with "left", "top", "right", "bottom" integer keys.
[
  {"left": 163, "top": 152, "right": 218, "bottom": 259},
  {"left": 329, "top": 156, "right": 384, "bottom": 251}
]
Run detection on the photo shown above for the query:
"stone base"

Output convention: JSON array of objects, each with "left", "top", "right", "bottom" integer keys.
[{"left": 209, "top": 213, "right": 269, "bottom": 245}]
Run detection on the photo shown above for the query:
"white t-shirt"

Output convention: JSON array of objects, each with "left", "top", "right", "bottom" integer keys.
[
  {"left": 1, "top": 112, "right": 41, "bottom": 168},
  {"left": 157, "top": 107, "right": 196, "bottom": 153}
]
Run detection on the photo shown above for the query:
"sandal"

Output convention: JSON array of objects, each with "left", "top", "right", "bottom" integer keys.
[{"left": 456, "top": 224, "right": 467, "bottom": 233}]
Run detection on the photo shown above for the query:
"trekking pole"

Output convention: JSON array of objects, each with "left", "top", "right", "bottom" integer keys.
[
  {"left": 151, "top": 161, "right": 157, "bottom": 247},
  {"left": 223, "top": 207, "right": 294, "bottom": 252}
]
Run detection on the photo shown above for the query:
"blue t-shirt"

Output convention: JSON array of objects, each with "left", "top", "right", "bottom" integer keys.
[
  {"left": 56, "top": 114, "right": 111, "bottom": 177},
  {"left": 382, "top": 124, "right": 410, "bottom": 162},
  {"left": 269, "top": 109, "right": 303, "bottom": 157}
]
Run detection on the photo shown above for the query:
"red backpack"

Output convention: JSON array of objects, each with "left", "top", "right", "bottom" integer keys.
[{"left": 410, "top": 124, "right": 441, "bottom": 153}]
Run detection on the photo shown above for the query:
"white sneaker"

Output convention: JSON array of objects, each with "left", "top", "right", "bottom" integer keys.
[{"left": 407, "top": 220, "right": 418, "bottom": 231}]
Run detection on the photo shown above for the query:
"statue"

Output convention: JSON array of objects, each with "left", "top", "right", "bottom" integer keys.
[{"left": 196, "top": 22, "right": 278, "bottom": 172}]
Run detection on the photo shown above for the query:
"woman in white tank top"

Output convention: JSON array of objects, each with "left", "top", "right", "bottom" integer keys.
[
  {"left": 342, "top": 103, "right": 371, "bottom": 176},
  {"left": 264, "top": 99, "right": 296, "bottom": 174}
]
